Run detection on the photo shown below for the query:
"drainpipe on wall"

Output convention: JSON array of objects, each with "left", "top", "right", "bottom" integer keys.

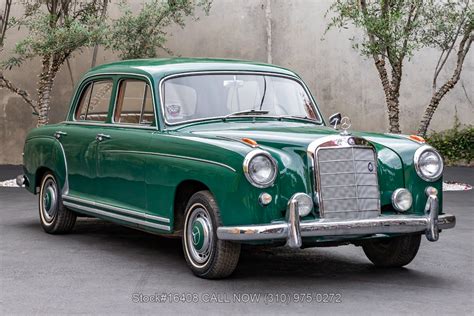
[{"left": 265, "top": 0, "right": 272, "bottom": 64}]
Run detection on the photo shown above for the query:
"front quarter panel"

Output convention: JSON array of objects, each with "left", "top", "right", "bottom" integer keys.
[{"left": 145, "top": 132, "right": 309, "bottom": 228}]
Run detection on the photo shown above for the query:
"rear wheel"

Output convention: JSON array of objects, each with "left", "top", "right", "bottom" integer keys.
[
  {"left": 182, "top": 191, "right": 240, "bottom": 279},
  {"left": 362, "top": 234, "right": 421, "bottom": 267},
  {"left": 39, "top": 172, "right": 76, "bottom": 234}
]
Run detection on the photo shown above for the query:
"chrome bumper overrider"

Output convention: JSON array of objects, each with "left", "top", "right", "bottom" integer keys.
[{"left": 216, "top": 190, "right": 455, "bottom": 248}]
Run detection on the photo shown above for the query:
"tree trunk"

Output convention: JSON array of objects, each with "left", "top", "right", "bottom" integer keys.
[
  {"left": 373, "top": 58, "right": 401, "bottom": 134},
  {"left": 388, "top": 65, "right": 402, "bottom": 134},
  {"left": 36, "top": 55, "right": 61, "bottom": 127},
  {"left": 387, "top": 95, "right": 401, "bottom": 134},
  {"left": 37, "top": 79, "right": 54, "bottom": 127},
  {"left": 418, "top": 80, "right": 456, "bottom": 137}
]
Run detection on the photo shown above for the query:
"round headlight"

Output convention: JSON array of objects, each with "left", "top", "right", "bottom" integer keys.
[
  {"left": 414, "top": 145, "right": 443, "bottom": 182},
  {"left": 392, "top": 188, "right": 413, "bottom": 212},
  {"left": 292, "top": 193, "right": 313, "bottom": 217},
  {"left": 243, "top": 150, "right": 277, "bottom": 188}
]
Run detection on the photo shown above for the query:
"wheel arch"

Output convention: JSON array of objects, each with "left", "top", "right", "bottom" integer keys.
[{"left": 172, "top": 180, "right": 210, "bottom": 234}]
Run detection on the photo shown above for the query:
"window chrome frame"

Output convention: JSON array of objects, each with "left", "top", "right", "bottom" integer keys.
[
  {"left": 111, "top": 78, "right": 156, "bottom": 127},
  {"left": 66, "top": 73, "right": 159, "bottom": 131},
  {"left": 75, "top": 79, "right": 114, "bottom": 123},
  {"left": 159, "top": 71, "right": 326, "bottom": 127}
]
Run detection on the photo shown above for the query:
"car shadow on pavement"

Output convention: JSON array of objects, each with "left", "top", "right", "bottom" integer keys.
[{"left": 25, "top": 217, "right": 447, "bottom": 287}]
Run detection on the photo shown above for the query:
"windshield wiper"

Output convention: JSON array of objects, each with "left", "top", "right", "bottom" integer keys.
[
  {"left": 223, "top": 109, "right": 269, "bottom": 120},
  {"left": 276, "top": 115, "right": 320, "bottom": 123}
]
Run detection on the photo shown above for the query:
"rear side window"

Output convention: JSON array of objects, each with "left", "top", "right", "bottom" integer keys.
[
  {"left": 114, "top": 79, "right": 154, "bottom": 125},
  {"left": 75, "top": 80, "right": 113, "bottom": 122}
]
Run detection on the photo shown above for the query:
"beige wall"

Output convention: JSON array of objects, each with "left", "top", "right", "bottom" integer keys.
[{"left": 1, "top": 0, "right": 473, "bottom": 164}]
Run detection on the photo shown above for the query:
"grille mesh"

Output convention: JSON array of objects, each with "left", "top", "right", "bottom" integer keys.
[{"left": 316, "top": 147, "right": 380, "bottom": 219}]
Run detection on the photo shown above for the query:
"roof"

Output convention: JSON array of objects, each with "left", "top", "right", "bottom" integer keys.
[{"left": 85, "top": 58, "right": 299, "bottom": 80}]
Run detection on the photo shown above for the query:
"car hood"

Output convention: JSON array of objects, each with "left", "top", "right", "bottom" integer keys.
[{"left": 177, "top": 120, "right": 421, "bottom": 165}]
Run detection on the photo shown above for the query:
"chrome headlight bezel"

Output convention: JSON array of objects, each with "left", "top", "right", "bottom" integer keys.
[
  {"left": 414, "top": 145, "right": 444, "bottom": 182},
  {"left": 391, "top": 188, "right": 413, "bottom": 212},
  {"left": 292, "top": 193, "right": 313, "bottom": 217},
  {"left": 243, "top": 150, "right": 278, "bottom": 188}
]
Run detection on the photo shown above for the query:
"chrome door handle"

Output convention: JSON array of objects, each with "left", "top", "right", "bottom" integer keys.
[
  {"left": 96, "top": 133, "right": 111, "bottom": 142},
  {"left": 54, "top": 131, "right": 67, "bottom": 139}
]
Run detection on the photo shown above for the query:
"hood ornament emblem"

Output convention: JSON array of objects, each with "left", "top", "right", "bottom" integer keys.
[{"left": 340, "top": 116, "right": 352, "bottom": 135}]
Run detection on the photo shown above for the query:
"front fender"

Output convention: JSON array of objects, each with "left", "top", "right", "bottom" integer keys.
[{"left": 145, "top": 133, "right": 310, "bottom": 227}]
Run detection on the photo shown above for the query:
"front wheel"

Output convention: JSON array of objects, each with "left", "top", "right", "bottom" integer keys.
[
  {"left": 182, "top": 191, "right": 241, "bottom": 279},
  {"left": 362, "top": 234, "right": 421, "bottom": 267},
  {"left": 39, "top": 172, "right": 76, "bottom": 234}
]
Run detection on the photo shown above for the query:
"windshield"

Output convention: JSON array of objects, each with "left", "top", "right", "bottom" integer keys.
[{"left": 162, "top": 74, "right": 321, "bottom": 124}]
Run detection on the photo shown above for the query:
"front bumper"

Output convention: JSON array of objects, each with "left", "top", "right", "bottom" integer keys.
[{"left": 217, "top": 189, "right": 455, "bottom": 248}]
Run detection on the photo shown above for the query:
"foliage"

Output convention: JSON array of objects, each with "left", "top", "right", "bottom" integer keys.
[
  {"left": 0, "top": 0, "right": 109, "bottom": 126},
  {"left": 427, "top": 117, "right": 473, "bottom": 165},
  {"left": 106, "top": 0, "right": 211, "bottom": 60},
  {"left": 326, "top": 0, "right": 470, "bottom": 62},
  {"left": 3, "top": 1, "right": 107, "bottom": 70},
  {"left": 325, "top": 0, "right": 472, "bottom": 135}
]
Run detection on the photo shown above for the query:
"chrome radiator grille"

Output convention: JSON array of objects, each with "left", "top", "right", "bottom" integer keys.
[{"left": 316, "top": 147, "right": 380, "bottom": 219}]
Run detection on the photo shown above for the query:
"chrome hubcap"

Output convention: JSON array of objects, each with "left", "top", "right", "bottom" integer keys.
[
  {"left": 186, "top": 205, "right": 213, "bottom": 265},
  {"left": 41, "top": 178, "right": 58, "bottom": 222}
]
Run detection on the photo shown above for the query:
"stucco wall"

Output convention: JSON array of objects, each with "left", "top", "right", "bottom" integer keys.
[{"left": 1, "top": 0, "right": 472, "bottom": 165}]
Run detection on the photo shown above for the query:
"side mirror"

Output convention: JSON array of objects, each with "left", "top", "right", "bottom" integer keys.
[{"left": 329, "top": 112, "right": 342, "bottom": 129}]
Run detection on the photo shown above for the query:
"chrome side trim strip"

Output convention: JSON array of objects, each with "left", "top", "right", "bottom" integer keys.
[
  {"left": 64, "top": 121, "right": 157, "bottom": 130},
  {"left": 56, "top": 138, "right": 69, "bottom": 195},
  {"left": 63, "top": 201, "right": 171, "bottom": 231},
  {"left": 62, "top": 194, "right": 170, "bottom": 223},
  {"left": 100, "top": 150, "right": 236, "bottom": 172}
]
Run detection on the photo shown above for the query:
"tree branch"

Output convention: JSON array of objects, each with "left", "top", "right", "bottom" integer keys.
[
  {"left": 432, "top": 14, "right": 467, "bottom": 92},
  {"left": 400, "top": 2, "right": 418, "bottom": 58},
  {"left": 0, "top": 71, "right": 39, "bottom": 114},
  {"left": 0, "top": 0, "right": 12, "bottom": 48},
  {"left": 418, "top": 27, "right": 473, "bottom": 136}
]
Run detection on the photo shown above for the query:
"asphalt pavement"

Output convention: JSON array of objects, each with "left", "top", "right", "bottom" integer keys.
[{"left": 0, "top": 166, "right": 473, "bottom": 315}]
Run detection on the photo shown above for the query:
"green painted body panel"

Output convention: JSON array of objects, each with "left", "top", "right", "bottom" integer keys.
[{"left": 22, "top": 58, "right": 443, "bottom": 243}]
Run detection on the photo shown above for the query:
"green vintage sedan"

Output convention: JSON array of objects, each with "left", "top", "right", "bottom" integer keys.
[{"left": 19, "top": 58, "right": 455, "bottom": 279}]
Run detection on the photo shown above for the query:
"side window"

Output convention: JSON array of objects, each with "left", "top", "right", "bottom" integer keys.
[
  {"left": 75, "top": 80, "right": 113, "bottom": 122},
  {"left": 114, "top": 79, "right": 155, "bottom": 125}
]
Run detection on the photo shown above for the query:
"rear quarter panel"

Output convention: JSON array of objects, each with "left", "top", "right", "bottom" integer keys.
[{"left": 23, "top": 125, "right": 68, "bottom": 194}]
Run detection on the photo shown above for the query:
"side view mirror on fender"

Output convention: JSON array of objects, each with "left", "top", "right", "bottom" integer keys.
[{"left": 329, "top": 112, "right": 342, "bottom": 129}]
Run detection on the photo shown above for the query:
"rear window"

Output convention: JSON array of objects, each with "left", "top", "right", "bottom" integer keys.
[{"left": 75, "top": 80, "right": 113, "bottom": 122}]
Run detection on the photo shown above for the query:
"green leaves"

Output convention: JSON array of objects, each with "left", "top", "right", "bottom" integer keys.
[
  {"left": 427, "top": 117, "right": 474, "bottom": 165},
  {"left": 326, "top": 0, "right": 471, "bottom": 63},
  {"left": 2, "top": 1, "right": 107, "bottom": 69},
  {"left": 106, "top": 0, "right": 211, "bottom": 60}
]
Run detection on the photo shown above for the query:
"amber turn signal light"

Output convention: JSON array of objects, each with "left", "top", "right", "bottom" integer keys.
[
  {"left": 242, "top": 138, "right": 258, "bottom": 147},
  {"left": 409, "top": 135, "right": 426, "bottom": 143}
]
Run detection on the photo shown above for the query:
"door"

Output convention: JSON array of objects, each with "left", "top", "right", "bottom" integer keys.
[
  {"left": 95, "top": 77, "right": 156, "bottom": 212},
  {"left": 60, "top": 78, "right": 114, "bottom": 199}
]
